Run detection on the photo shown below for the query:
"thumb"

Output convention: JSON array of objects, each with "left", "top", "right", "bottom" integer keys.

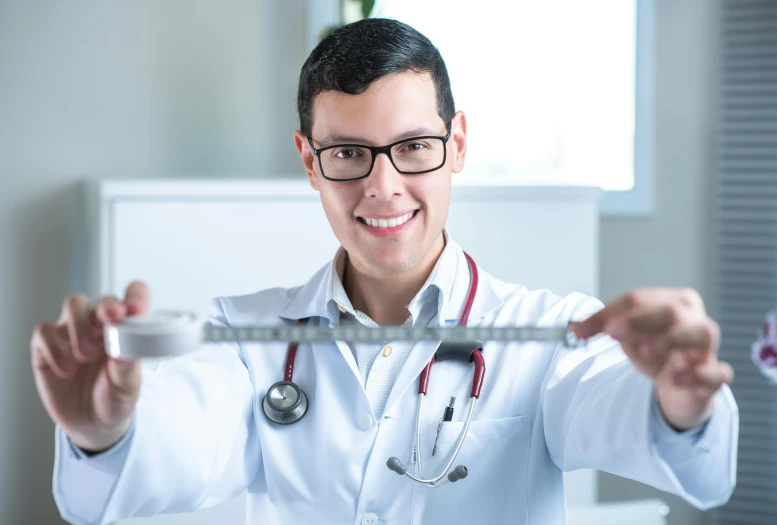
[
  {"left": 106, "top": 357, "right": 142, "bottom": 398},
  {"left": 571, "top": 311, "right": 608, "bottom": 340}
]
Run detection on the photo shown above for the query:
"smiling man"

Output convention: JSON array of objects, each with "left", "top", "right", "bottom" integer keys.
[
  {"left": 295, "top": 66, "right": 460, "bottom": 326},
  {"left": 36, "top": 18, "right": 737, "bottom": 525}
]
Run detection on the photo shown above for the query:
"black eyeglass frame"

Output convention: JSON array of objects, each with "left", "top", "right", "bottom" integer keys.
[{"left": 306, "top": 129, "right": 452, "bottom": 182}]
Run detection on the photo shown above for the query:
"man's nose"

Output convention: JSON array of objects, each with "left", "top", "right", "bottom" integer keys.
[{"left": 364, "top": 153, "right": 404, "bottom": 202}]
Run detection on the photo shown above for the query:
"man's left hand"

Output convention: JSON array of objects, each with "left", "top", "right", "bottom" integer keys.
[{"left": 573, "top": 288, "right": 734, "bottom": 431}]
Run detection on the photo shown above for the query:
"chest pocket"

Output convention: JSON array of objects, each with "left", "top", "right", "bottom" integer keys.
[{"left": 411, "top": 415, "right": 531, "bottom": 525}]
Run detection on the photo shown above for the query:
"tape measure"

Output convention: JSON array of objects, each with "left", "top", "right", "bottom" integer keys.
[{"left": 104, "top": 310, "right": 582, "bottom": 360}]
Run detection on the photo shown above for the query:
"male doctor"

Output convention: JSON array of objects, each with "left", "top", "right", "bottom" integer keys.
[{"left": 33, "top": 18, "right": 737, "bottom": 525}]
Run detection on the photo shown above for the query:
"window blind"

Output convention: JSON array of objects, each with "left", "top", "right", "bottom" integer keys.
[{"left": 714, "top": 1, "right": 777, "bottom": 524}]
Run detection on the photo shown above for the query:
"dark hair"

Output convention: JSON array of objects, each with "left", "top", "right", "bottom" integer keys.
[{"left": 297, "top": 18, "right": 455, "bottom": 137}]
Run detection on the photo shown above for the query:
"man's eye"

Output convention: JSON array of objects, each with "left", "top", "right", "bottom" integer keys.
[
  {"left": 403, "top": 142, "right": 427, "bottom": 151},
  {"left": 335, "top": 149, "right": 360, "bottom": 159}
]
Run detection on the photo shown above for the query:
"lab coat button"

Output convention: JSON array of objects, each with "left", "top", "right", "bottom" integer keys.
[
  {"left": 361, "top": 513, "right": 379, "bottom": 525},
  {"left": 358, "top": 413, "right": 373, "bottom": 430}
]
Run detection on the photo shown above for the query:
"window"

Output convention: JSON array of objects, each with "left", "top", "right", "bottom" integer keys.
[{"left": 369, "top": 0, "right": 653, "bottom": 215}]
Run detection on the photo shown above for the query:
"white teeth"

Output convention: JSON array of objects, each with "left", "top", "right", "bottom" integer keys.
[{"left": 363, "top": 211, "right": 415, "bottom": 229}]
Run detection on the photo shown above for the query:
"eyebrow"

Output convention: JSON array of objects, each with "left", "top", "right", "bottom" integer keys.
[{"left": 316, "top": 126, "right": 443, "bottom": 147}]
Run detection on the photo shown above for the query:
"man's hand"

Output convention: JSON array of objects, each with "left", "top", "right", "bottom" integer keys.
[
  {"left": 31, "top": 281, "right": 150, "bottom": 452},
  {"left": 573, "top": 288, "right": 734, "bottom": 431}
]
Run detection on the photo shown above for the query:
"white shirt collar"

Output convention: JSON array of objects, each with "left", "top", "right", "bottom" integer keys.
[{"left": 325, "top": 230, "right": 457, "bottom": 326}]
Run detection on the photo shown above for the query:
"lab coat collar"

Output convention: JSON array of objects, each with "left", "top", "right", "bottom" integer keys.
[
  {"left": 278, "top": 231, "right": 504, "bottom": 324},
  {"left": 277, "top": 262, "right": 333, "bottom": 322},
  {"left": 440, "top": 236, "right": 503, "bottom": 324}
]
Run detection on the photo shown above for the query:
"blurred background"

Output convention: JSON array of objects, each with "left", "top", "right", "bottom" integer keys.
[{"left": 1, "top": 0, "right": 775, "bottom": 524}]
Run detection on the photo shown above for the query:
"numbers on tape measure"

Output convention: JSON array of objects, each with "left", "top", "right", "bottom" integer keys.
[{"left": 203, "top": 324, "right": 580, "bottom": 347}]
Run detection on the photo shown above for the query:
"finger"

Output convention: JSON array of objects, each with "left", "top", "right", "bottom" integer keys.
[
  {"left": 663, "top": 318, "right": 720, "bottom": 352},
  {"left": 61, "top": 293, "right": 97, "bottom": 362},
  {"left": 690, "top": 364, "right": 732, "bottom": 400},
  {"left": 95, "top": 295, "right": 126, "bottom": 325},
  {"left": 676, "top": 287, "right": 705, "bottom": 311},
  {"left": 106, "top": 356, "right": 143, "bottom": 398},
  {"left": 632, "top": 337, "right": 703, "bottom": 382},
  {"left": 31, "top": 322, "right": 78, "bottom": 379},
  {"left": 617, "top": 304, "right": 685, "bottom": 337},
  {"left": 675, "top": 360, "right": 734, "bottom": 390},
  {"left": 123, "top": 281, "right": 151, "bottom": 316},
  {"left": 573, "top": 288, "right": 707, "bottom": 340},
  {"left": 573, "top": 289, "right": 677, "bottom": 339},
  {"left": 639, "top": 322, "right": 717, "bottom": 375},
  {"left": 629, "top": 338, "right": 676, "bottom": 379}
]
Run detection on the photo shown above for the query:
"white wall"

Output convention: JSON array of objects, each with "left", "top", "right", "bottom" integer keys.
[
  {"left": 598, "top": 1, "right": 722, "bottom": 525},
  {"left": 0, "top": 1, "right": 308, "bottom": 523},
  {"left": 0, "top": 0, "right": 723, "bottom": 524}
]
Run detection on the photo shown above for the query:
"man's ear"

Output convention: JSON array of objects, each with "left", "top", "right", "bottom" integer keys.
[
  {"left": 449, "top": 111, "right": 467, "bottom": 174},
  {"left": 294, "top": 130, "right": 320, "bottom": 191}
]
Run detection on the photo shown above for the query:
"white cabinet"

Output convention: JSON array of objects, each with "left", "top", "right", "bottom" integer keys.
[{"left": 92, "top": 180, "right": 601, "bottom": 524}]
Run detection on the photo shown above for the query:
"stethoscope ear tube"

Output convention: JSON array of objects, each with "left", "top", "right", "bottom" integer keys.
[{"left": 389, "top": 253, "right": 481, "bottom": 488}]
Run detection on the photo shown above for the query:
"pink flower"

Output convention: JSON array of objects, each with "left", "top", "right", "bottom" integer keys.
[{"left": 759, "top": 344, "right": 777, "bottom": 368}]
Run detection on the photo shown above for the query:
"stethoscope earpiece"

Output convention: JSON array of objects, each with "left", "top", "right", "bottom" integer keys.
[
  {"left": 262, "top": 380, "right": 309, "bottom": 425},
  {"left": 447, "top": 465, "right": 468, "bottom": 483},
  {"left": 387, "top": 457, "right": 407, "bottom": 475}
]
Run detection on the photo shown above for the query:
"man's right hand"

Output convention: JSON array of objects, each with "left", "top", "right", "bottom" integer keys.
[{"left": 31, "top": 281, "right": 150, "bottom": 453}]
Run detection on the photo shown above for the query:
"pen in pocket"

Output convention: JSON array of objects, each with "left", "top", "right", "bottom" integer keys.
[{"left": 431, "top": 397, "right": 456, "bottom": 456}]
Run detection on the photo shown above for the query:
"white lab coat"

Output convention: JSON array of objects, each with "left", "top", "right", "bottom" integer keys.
[{"left": 53, "top": 240, "right": 738, "bottom": 525}]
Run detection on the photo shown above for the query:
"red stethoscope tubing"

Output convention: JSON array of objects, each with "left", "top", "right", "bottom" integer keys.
[
  {"left": 283, "top": 251, "right": 484, "bottom": 397},
  {"left": 417, "top": 251, "right": 485, "bottom": 398}
]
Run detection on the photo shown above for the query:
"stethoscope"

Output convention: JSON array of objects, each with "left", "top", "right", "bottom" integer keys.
[{"left": 262, "top": 252, "right": 484, "bottom": 488}]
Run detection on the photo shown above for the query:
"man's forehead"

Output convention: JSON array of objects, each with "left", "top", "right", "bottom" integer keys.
[{"left": 309, "top": 72, "right": 444, "bottom": 144}]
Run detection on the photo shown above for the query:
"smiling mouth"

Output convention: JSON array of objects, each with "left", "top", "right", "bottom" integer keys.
[{"left": 357, "top": 210, "right": 418, "bottom": 229}]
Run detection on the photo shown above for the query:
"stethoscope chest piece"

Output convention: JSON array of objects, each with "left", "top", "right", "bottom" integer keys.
[{"left": 262, "top": 380, "right": 309, "bottom": 424}]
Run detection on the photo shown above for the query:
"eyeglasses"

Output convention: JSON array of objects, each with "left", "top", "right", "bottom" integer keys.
[{"left": 307, "top": 129, "right": 451, "bottom": 182}]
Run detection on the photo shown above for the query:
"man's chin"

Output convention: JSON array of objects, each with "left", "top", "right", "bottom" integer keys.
[{"left": 360, "top": 249, "right": 418, "bottom": 277}]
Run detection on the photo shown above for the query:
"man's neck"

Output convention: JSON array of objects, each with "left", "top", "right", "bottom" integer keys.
[{"left": 344, "top": 234, "right": 446, "bottom": 326}]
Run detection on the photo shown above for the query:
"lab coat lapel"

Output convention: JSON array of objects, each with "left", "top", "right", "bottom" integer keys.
[
  {"left": 381, "top": 337, "right": 443, "bottom": 418},
  {"left": 277, "top": 262, "right": 331, "bottom": 322},
  {"left": 333, "top": 338, "right": 362, "bottom": 387},
  {"left": 279, "top": 261, "right": 367, "bottom": 391},
  {"left": 381, "top": 246, "right": 504, "bottom": 417}
]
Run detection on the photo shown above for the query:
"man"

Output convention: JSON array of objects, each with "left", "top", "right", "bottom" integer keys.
[{"left": 33, "top": 18, "right": 737, "bottom": 524}]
